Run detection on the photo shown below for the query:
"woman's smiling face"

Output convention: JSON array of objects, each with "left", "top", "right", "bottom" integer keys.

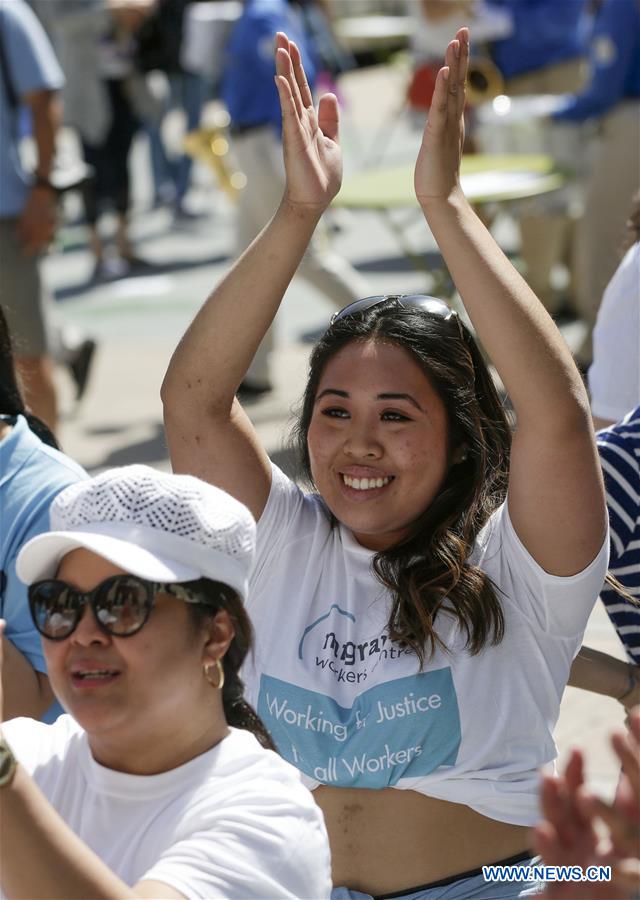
[{"left": 307, "top": 340, "right": 451, "bottom": 551}]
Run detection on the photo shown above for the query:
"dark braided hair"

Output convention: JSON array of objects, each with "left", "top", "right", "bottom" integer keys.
[
  {"left": 187, "top": 578, "right": 276, "bottom": 750},
  {"left": 0, "top": 305, "right": 59, "bottom": 449}
]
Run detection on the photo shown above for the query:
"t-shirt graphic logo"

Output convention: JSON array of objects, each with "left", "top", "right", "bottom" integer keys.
[
  {"left": 298, "top": 603, "right": 414, "bottom": 685},
  {"left": 257, "top": 669, "right": 461, "bottom": 788}
]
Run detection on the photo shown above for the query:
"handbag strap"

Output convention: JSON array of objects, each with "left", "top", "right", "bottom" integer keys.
[{"left": 0, "top": 16, "right": 18, "bottom": 110}]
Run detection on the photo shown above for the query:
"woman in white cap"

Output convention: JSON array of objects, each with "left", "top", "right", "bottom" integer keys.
[{"left": 0, "top": 464, "right": 331, "bottom": 900}]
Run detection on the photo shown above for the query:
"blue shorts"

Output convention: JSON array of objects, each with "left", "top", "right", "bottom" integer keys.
[{"left": 331, "top": 856, "right": 543, "bottom": 900}]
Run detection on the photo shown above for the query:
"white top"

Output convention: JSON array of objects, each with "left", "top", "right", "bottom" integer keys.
[
  {"left": 2, "top": 716, "right": 332, "bottom": 900},
  {"left": 588, "top": 242, "right": 640, "bottom": 423},
  {"left": 244, "top": 464, "right": 609, "bottom": 826}
]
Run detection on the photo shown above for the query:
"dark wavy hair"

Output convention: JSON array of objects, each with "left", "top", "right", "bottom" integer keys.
[
  {"left": 187, "top": 578, "right": 276, "bottom": 750},
  {"left": 0, "top": 305, "right": 59, "bottom": 449},
  {"left": 292, "top": 300, "right": 512, "bottom": 665}
]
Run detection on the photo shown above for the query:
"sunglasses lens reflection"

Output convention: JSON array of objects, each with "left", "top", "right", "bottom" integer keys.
[
  {"left": 97, "top": 577, "right": 150, "bottom": 635},
  {"left": 29, "top": 576, "right": 153, "bottom": 639},
  {"left": 31, "top": 582, "right": 79, "bottom": 639}
]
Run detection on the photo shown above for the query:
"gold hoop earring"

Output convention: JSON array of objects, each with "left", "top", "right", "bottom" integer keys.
[{"left": 204, "top": 659, "right": 225, "bottom": 691}]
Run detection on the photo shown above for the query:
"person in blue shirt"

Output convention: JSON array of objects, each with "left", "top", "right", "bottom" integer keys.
[
  {"left": 0, "top": 0, "right": 63, "bottom": 433},
  {"left": 221, "top": 0, "right": 369, "bottom": 394},
  {"left": 487, "top": 0, "right": 587, "bottom": 93},
  {"left": 0, "top": 307, "right": 87, "bottom": 722},
  {"left": 482, "top": 1, "right": 589, "bottom": 322},
  {"left": 553, "top": 0, "right": 640, "bottom": 367},
  {"left": 0, "top": 0, "right": 97, "bottom": 432}
]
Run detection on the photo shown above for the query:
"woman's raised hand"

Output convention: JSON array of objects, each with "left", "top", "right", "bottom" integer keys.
[
  {"left": 414, "top": 27, "right": 469, "bottom": 207},
  {"left": 274, "top": 32, "right": 342, "bottom": 213}
]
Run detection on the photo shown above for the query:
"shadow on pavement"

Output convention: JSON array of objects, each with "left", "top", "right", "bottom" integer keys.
[
  {"left": 83, "top": 425, "right": 304, "bottom": 484},
  {"left": 54, "top": 253, "right": 231, "bottom": 302},
  {"left": 89, "top": 422, "right": 168, "bottom": 473}
]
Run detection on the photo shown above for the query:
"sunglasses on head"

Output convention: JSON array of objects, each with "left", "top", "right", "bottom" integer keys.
[
  {"left": 329, "top": 294, "right": 458, "bottom": 327},
  {"left": 28, "top": 575, "right": 209, "bottom": 641}
]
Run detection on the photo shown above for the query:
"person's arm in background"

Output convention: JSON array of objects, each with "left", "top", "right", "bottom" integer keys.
[
  {"left": 1, "top": 0, "right": 65, "bottom": 254},
  {"left": 553, "top": 0, "right": 639, "bottom": 123},
  {"left": 1, "top": 499, "right": 59, "bottom": 719},
  {"left": 593, "top": 415, "right": 616, "bottom": 432},
  {"left": 568, "top": 647, "right": 640, "bottom": 713},
  {"left": 1, "top": 638, "right": 53, "bottom": 721},
  {"left": 15, "top": 87, "right": 61, "bottom": 255},
  {"left": 108, "top": 0, "right": 156, "bottom": 41}
]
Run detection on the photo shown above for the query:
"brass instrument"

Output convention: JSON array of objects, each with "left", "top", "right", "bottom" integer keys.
[
  {"left": 465, "top": 56, "right": 505, "bottom": 105},
  {"left": 183, "top": 108, "right": 246, "bottom": 201}
]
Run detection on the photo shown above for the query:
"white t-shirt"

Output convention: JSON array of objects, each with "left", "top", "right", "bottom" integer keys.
[
  {"left": 244, "top": 464, "right": 609, "bottom": 827},
  {"left": 588, "top": 242, "right": 640, "bottom": 423},
  {"left": 2, "top": 715, "right": 331, "bottom": 900}
]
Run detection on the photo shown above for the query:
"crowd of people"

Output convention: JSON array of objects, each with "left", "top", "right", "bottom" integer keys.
[{"left": 0, "top": 1, "right": 639, "bottom": 898}]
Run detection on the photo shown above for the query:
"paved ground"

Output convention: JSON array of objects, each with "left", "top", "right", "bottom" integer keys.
[{"left": 42, "top": 73, "right": 629, "bottom": 803}]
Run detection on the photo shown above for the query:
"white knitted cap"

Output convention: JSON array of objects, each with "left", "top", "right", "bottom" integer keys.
[{"left": 17, "top": 465, "right": 255, "bottom": 601}]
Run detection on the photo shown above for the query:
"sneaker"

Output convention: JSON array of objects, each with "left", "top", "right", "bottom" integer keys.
[
  {"left": 173, "top": 203, "right": 207, "bottom": 224},
  {"left": 68, "top": 339, "right": 97, "bottom": 400},
  {"left": 90, "top": 256, "right": 129, "bottom": 283},
  {"left": 121, "top": 255, "right": 157, "bottom": 274},
  {"left": 152, "top": 183, "right": 177, "bottom": 209}
]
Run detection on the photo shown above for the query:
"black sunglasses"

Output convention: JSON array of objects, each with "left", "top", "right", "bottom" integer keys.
[
  {"left": 28, "top": 575, "right": 209, "bottom": 641},
  {"left": 329, "top": 294, "right": 458, "bottom": 327}
]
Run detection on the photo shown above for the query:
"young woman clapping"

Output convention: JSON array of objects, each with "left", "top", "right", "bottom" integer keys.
[{"left": 162, "top": 28, "right": 608, "bottom": 899}]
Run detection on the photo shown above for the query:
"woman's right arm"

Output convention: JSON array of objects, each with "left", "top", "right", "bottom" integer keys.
[{"left": 162, "top": 34, "right": 342, "bottom": 520}]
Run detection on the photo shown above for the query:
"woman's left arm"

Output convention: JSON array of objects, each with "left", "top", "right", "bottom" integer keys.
[
  {"left": 0, "top": 623, "right": 184, "bottom": 900},
  {"left": 416, "top": 29, "right": 606, "bottom": 575}
]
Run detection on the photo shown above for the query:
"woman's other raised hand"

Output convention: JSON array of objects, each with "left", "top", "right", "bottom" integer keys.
[
  {"left": 535, "top": 711, "right": 640, "bottom": 898},
  {"left": 274, "top": 32, "right": 342, "bottom": 214},
  {"left": 414, "top": 27, "right": 469, "bottom": 207}
]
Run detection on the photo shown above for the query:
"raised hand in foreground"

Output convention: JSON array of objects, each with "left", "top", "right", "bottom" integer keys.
[
  {"left": 535, "top": 708, "right": 640, "bottom": 898},
  {"left": 414, "top": 27, "right": 469, "bottom": 206},
  {"left": 274, "top": 32, "right": 342, "bottom": 213}
]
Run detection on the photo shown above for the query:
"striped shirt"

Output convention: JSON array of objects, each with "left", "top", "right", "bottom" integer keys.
[{"left": 597, "top": 406, "right": 640, "bottom": 663}]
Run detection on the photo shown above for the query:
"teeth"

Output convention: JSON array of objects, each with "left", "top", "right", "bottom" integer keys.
[
  {"left": 342, "top": 474, "right": 391, "bottom": 491},
  {"left": 75, "top": 670, "right": 115, "bottom": 679}
]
